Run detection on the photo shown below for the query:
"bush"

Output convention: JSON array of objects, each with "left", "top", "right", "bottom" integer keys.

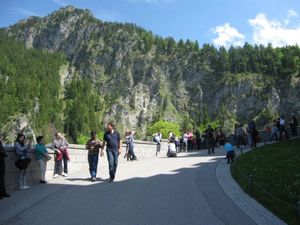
[
  {"left": 147, "top": 120, "right": 181, "bottom": 138},
  {"left": 198, "top": 119, "right": 221, "bottom": 133}
]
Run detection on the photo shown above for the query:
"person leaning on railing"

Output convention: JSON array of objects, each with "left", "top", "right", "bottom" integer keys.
[{"left": 14, "top": 133, "right": 32, "bottom": 190}]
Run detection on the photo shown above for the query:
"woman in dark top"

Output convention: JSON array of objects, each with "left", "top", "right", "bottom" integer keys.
[{"left": 15, "top": 133, "right": 32, "bottom": 190}]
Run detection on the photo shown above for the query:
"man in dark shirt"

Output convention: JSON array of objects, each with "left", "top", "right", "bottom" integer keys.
[
  {"left": 101, "top": 123, "right": 121, "bottom": 182},
  {"left": 0, "top": 139, "right": 10, "bottom": 198}
]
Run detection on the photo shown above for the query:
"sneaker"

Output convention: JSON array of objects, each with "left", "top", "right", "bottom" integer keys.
[
  {"left": 40, "top": 180, "right": 47, "bottom": 184},
  {"left": 91, "top": 177, "right": 96, "bottom": 182},
  {"left": 1, "top": 193, "right": 10, "bottom": 197},
  {"left": 20, "top": 185, "right": 25, "bottom": 190},
  {"left": 107, "top": 178, "right": 114, "bottom": 183},
  {"left": 62, "top": 173, "right": 68, "bottom": 177},
  {"left": 53, "top": 174, "right": 59, "bottom": 178},
  {"left": 23, "top": 185, "right": 31, "bottom": 189}
]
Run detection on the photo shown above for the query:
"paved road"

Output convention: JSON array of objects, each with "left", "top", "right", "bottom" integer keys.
[{"left": 0, "top": 149, "right": 257, "bottom": 225}]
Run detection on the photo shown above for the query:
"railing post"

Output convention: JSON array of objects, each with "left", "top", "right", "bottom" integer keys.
[{"left": 297, "top": 197, "right": 300, "bottom": 217}]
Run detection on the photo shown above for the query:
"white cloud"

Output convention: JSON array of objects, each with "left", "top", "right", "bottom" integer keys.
[
  {"left": 53, "top": 0, "right": 68, "bottom": 6},
  {"left": 211, "top": 23, "right": 245, "bottom": 48},
  {"left": 13, "top": 8, "right": 42, "bottom": 17},
  {"left": 288, "top": 9, "right": 298, "bottom": 18},
  {"left": 249, "top": 13, "right": 300, "bottom": 47}
]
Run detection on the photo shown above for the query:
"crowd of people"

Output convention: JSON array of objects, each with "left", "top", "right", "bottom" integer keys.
[
  {"left": 153, "top": 114, "right": 298, "bottom": 163},
  {"left": 0, "top": 113, "right": 298, "bottom": 198}
]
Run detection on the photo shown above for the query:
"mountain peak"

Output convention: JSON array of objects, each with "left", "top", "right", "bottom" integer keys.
[{"left": 49, "top": 5, "right": 94, "bottom": 20}]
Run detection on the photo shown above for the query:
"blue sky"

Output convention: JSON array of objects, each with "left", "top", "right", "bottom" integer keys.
[{"left": 1, "top": 0, "right": 300, "bottom": 47}]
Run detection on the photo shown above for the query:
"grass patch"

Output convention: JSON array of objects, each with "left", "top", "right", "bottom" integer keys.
[{"left": 231, "top": 139, "right": 300, "bottom": 225}]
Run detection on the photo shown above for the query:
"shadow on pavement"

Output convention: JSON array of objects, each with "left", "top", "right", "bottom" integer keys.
[{"left": 0, "top": 153, "right": 255, "bottom": 225}]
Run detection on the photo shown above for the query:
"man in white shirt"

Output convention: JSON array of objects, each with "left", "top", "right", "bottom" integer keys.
[{"left": 279, "top": 115, "right": 289, "bottom": 140}]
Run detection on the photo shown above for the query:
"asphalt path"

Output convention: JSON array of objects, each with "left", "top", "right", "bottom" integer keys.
[{"left": 0, "top": 149, "right": 257, "bottom": 225}]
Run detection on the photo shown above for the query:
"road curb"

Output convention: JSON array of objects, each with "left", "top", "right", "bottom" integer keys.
[{"left": 216, "top": 152, "right": 286, "bottom": 225}]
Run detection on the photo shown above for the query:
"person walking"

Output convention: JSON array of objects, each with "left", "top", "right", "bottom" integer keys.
[
  {"left": 153, "top": 131, "right": 162, "bottom": 155},
  {"left": 195, "top": 129, "right": 201, "bottom": 150},
  {"left": 86, "top": 131, "right": 102, "bottom": 182},
  {"left": 205, "top": 125, "right": 215, "bottom": 155},
  {"left": 279, "top": 116, "right": 289, "bottom": 140},
  {"left": 101, "top": 123, "right": 121, "bottom": 182},
  {"left": 248, "top": 121, "right": 256, "bottom": 147},
  {"left": 15, "top": 133, "right": 32, "bottom": 190},
  {"left": 126, "top": 130, "right": 137, "bottom": 161},
  {"left": 35, "top": 136, "right": 51, "bottom": 183},
  {"left": 187, "top": 130, "right": 193, "bottom": 152},
  {"left": 236, "top": 124, "right": 246, "bottom": 149},
  {"left": 182, "top": 131, "right": 189, "bottom": 152},
  {"left": 0, "top": 139, "right": 10, "bottom": 198},
  {"left": 52, "top": 132, "right": 70, "bottom": 178},
  {"left": 290, "top": 113, "right": 298, "bottom": 137}
]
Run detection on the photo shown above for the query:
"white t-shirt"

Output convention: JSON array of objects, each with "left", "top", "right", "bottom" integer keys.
[
  {"left": 280, "top": 118, "right": 284, "bottom": 126},
  {"left": 155, "top": 133, "right": 162, "bottom": 141},
  {"left": 168, "top": 143, "right": 176, "bottom": 153},
  {"left": 183, "top": 134, "right": 189, "bottom": 143}
]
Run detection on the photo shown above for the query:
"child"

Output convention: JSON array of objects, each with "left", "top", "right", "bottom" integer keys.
[
  {"left": 35, "top": 136, "right": 51, "bottom": 183},
  {"left": 86, "top": 131, "right": 102, "bottom": 182},
  {"left": 128, "top": 131, "right": 137, "bottom": 161},
  {"left": 224, "top": 140, "right": 235, "bottom": 164}
]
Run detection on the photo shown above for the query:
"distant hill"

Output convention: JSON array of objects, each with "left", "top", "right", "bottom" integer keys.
[{"left": 1, "top": 5, "right": 299, "bottom": 142}]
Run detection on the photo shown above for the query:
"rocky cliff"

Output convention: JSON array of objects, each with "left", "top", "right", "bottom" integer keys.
[{"left": 2, "top": 6, "right": 300, "bottom": 140}]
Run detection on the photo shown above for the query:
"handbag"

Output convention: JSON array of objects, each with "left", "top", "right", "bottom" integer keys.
[{"left": 15, "top": 158, "right": 31, "bottom": 170}]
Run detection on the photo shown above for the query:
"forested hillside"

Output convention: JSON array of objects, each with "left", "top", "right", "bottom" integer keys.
[{"left": 1, "top": 6, "right": 299, "bottom": 143}]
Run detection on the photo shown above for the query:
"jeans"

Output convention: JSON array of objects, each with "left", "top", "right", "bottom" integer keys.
[
  {"left": 128, "top": 147, "right": 136, "bottom": 160},
  {"left": 38, "top": 159, "right": 47, "bottom": 181},
  {"left": 54, "top": 154, "right": 68, "bottom": 175},
  {"left": 106, "top": 150, "right": 118, "bottom": 179},
  {"left": 88, "top": 154, "right": 99, "bottom": 178}
]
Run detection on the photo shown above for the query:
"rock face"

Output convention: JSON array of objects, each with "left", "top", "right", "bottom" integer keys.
[
  {"left": 3, "top": 6, "right": 300, "bottom": 135},
  {"left": 1, "top": 115, "right": 36, "bottom": 144}
]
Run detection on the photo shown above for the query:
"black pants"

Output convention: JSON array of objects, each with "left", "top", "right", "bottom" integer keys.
[
  {"left": 291, "top": 125, "right": 297, "bottom": 137},
  {"left": 236, "top": 136, "right": 244, "bottom": 148},
  {"left": 196, "top": 139, "right": 201, "bottom": 150},
  {"left": 129, "top": 147, "right": 137, "bottom": 160},
  {"left": 0, "top": 158, "right": 7, "bottom": 194},
  {"left": 207, "top": 140, "right": 215, "bottom": 154},
  {"left": 187, "top": 140, "right": 193, "bottom": 151},
  {"left": 226, "top": 151, "right": 235, "bottom": 164},
  {"left": 279, "top": 126, "right": 289, "bottom": 140},
  {"left": 54, "top": 154, "right": 68, "bottom": 175}
]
